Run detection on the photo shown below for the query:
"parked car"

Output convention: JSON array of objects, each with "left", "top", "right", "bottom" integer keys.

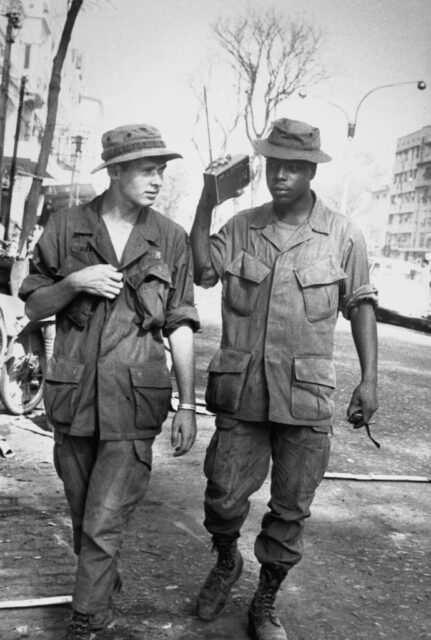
[{"left": 369, "top": 257, "right": 431, "bottom": 331}]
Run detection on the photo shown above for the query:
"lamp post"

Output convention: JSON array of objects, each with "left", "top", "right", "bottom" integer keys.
[{"left": 299, "top": 80, "right": 427, "bottom": 215}]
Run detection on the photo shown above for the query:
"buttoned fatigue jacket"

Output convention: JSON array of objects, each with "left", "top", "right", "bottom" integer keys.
[
  {"left": 19, "top": 194, "right": 200, "bottom": 440},
  {"left": 196, "top": 196, "right": 377, "bottom": 431}
]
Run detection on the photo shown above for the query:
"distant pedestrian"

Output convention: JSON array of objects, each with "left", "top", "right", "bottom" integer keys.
[
  {"left": 190, "top": 118, "right": 378, "bottom": 640},
  {"left": 19, "top": 124, "right": 200, "bottom": 639}
]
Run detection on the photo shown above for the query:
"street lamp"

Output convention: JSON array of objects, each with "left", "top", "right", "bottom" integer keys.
[{"left": 299, "top": 80, "right": 427, "bottom": 215}]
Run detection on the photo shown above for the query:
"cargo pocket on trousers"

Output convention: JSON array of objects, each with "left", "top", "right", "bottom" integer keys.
[
  {"left": 130, "top": 365, "right": 172, "bottom": 429},
  {"left": 291, "top": 357, "right": 336, "bottom": 421},
  {"left": 133, "top": 439, "right": 154, "bottom": 471},
  {"left": 205, "top": 348, "right": 251, "bottom": 413},
  {"left": 44, "top": 356, "right": 85, "bottom": 426},
  {"left": 294, "top": 256, "right": 346, "bottom": 323},
  {"left": 224, "top": 251, "right": 271, "bottom": 316}
]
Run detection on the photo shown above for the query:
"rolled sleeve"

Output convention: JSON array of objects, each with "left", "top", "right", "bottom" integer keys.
[
  {"left": 163, "top": 234, "right": 200, "bottom": 335},
  {"left": 18, "top": 216, "right": 61, "bottom": 301},
  {"left": 339, "top": 222, "right": 378, "bottom": 319}
]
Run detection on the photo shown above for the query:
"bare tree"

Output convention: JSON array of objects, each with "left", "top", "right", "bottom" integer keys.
[
  {"left": 190, "top": 63, "right": 243, "bottom": 166},
  {"left": 155, "top": 165, "right": 190, "bottom": 226},
  {"left": 200, "top": 10, "right": 329, "bottom": 200},
  {"left": 18, "top": 0, "right": 84, "bottom": 254}
]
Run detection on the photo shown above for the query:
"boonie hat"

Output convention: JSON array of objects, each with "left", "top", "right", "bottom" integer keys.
[
  {"left": 92, "top": 124, "right": 182, "bottom": 173},
  {"left": 252, "top": 118, "right": 331, "bottom": 163}
]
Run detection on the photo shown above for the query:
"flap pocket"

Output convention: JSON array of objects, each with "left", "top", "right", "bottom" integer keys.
[
  {"left": 295, "top": 256, "right": 346, "bottom": 288},
  {"left": 133, "top": 439, "right": 153, "bottom": 469},
  {"left": 130, "top": 365, "right": 172, "bottom": 429},
  {"left": 207, "top": 347, "right": 251, "bottom": 374},
  {"left": 44, "top": 356, "right": 85, "bottom": 426},
  {"left": 206, "top": 348, "right": 251, "bottom": 414},
  {"left": 224, "top": 252, "right": 271, "bottom": 316},
  {"left": 130, "top": 365, "right": 172, "bottom": 388},
  {"left": 127, "top": 262, "right": 172, "bottom": 289},
  {"left": 294, "top": 357, "right": 335, "bottom": 388},
  {"left": 226, "top": 250, "right": 271, "bottom": 284},
  {"left": 57, "top": 252, "right": 100, "bottom": 277},
  {"left": 291, "top": 356, "right": 336, "bottom": 421},
  {"left": 45, "top": 356, "right": 85, "bottom": 383}
]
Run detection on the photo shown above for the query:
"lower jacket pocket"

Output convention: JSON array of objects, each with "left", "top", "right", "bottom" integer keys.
[
  {"left": 130, "top": 365, "right": 172, "bottom": 428},
  {"left": 291, "top": 356, "right": 336, "bottom": 421},
  {"left": 205, "top": 348, "right": 252, "bottom": 414},
  {"left": 44, "top": 356, "right": 85, "bottom": 426}
]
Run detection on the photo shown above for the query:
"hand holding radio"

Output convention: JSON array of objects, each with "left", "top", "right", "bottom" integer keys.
[
  {"left": 201, "top": 87, "right": 251, "bottom": 207},
  {"left": 203, "top": 154, "right": 251, "bottom": 206}
]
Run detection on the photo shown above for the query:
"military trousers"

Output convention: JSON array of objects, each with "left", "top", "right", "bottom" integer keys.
[
  {"left": 203, "top": 417, "right": 330, "bottom": 570},
  {"left": 54, "top": 433, "right": 153, "bottom": 618}
]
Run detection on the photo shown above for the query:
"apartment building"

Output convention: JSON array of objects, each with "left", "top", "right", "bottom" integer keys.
[
  {"left": 0, "top": 0, "right": 102, "bottom": 237},
  {"left": 385, "top": 125, "right": 431, "bottom": 262}
]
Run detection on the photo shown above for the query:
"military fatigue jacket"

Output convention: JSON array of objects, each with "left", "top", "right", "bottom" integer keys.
[
  {"left": 19, "top": 194, "right": 199, "bottom": 440},
  {"left": 196, "top": 196, "right": 377, "bottom": 430}
]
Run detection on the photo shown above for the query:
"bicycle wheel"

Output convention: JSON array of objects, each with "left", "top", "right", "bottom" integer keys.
[{"left": 0, "top": 329, "right": 46, "bottom": 415}]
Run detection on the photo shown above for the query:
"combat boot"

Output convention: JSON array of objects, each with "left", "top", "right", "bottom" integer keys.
[
  {"left": 65, "top": 612, "right": 94, "bottom": 640},
  {"left": 248, "top": 564, "right": 288, "bottom": 640},
  {"left": 197, "top": 538, "right": 244, "bottom": 620}
]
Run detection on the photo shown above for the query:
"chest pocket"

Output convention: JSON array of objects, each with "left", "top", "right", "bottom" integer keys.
[
  {"left": 58, "top": 247, "right": 102, "bottom": 328},
  {"left": 224, "top": 250, "right": 271, "bottom": 317},
  {"left": 127, "top": 262, "right": 172, "bottom": 330},
  {"left": 294, "top": 256, "right": 346, "bottom": 323}
]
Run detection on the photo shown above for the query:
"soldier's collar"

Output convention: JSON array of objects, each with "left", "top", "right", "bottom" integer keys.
[
  {"left": 72, "top": 192, "right": 161, "bottom": 244},
  {"left": 250, "top": 193, "right": 330, "bottom": 234}
]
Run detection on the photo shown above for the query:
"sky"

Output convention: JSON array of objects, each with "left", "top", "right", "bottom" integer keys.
[{"left": 70, "top": 0, "right": 431, "bottom": 201}]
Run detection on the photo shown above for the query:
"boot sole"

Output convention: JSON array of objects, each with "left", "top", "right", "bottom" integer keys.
[
  {"left": 248, "top": 610, "right": 287, "bottom": 640},
  {"left": 197, "top": 554, "right": 244, "bottom": 621}
]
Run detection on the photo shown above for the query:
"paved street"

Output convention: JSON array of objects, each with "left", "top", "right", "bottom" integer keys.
[{"left": 0, "top": 311, "right": 430, "bottom": 640}]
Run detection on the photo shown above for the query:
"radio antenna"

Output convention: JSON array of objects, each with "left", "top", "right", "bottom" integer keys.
[{"left": 203, "top": 86, "right": 214, "bottom": 166}]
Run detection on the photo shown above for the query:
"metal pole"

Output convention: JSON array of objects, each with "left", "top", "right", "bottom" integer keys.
[
  {"left": 3, "top": 74, "right": 26, "bottom": 241},
  {"left": 69, "top": 134, "right": 83, "bottom": 207},
  {"left": 299, "top": 81, "right": 426, "bottom": 216},
  {"left": 0, "top": 11, "right": 21, "bottom": 228}
]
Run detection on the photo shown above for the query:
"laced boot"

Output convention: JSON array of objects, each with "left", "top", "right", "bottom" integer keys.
[
  {"left": 197, "top": 538, "right": 244, "bottom": 621},
  {"left": 248, "top": 564, "right": 288, "bottom": 640},
  {"left": 65, "top": 612, "right": 94, "bottom": 640}
]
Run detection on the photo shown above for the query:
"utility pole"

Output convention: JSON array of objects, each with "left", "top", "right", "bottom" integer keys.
[
  {"left": 69, "top": 133, "right": 84, "bottom": 207},
  {"left": 0, "top": 9, "right": 21, "bottom": 229},
  {"left": 3, "top": 74, "right": 26, "bottom": 241}
]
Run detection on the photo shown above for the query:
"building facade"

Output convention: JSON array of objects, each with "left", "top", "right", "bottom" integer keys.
[
  {"left": 0, "top": 0, "right": 102, "bottom": 247},
  {"left": 385, "top": 125, "right": 431, "bottom": 262}
]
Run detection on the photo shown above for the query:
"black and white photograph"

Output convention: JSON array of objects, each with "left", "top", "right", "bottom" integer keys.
[{"left": 0, "top": 1, "right": 430, "bottom": 639}]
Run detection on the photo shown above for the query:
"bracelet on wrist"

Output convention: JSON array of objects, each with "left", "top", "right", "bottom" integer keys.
[{"left": 178, "top": 403, "right": 196, "bottom": 412}]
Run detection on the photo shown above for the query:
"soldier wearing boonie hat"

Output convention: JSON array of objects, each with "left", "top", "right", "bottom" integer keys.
[
  {"left": 190, "top": 117, "right": 378, "bottom": 640},
  {"left": 19, "top": 123, "right": 200, "bottom": 639},
  {"left": 92, "top": 123, "right": 183, "bottom": 173}
]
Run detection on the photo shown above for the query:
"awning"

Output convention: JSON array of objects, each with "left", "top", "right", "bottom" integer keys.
[{"left": 1, "top": 157, "right": 53, "bottom": 179}]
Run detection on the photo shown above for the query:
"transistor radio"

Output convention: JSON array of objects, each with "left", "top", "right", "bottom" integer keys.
[
  {"left": 203, "top": 154, "right": 251, "bottom": 205},
  {"left": 202, "top": 86, "right": 251, "bottom": 205}
]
